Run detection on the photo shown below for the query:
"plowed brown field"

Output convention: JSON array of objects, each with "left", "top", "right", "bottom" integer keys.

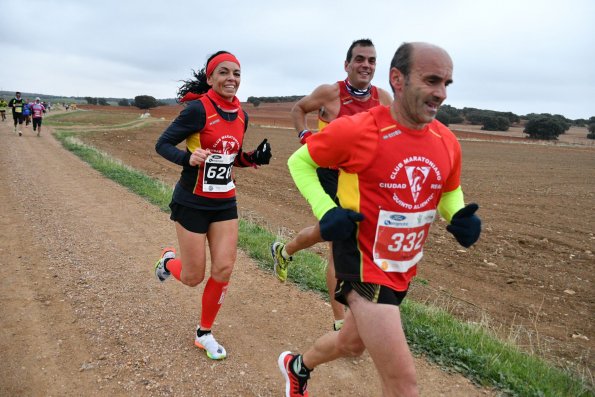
[{"left": 81, "top": 102, "right": 594, "bottom": 375}]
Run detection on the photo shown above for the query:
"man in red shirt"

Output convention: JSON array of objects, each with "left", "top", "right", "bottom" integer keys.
[
  {"left": 278, "top": 42, "right": 481, "bottom": 397},
  {"left": 271, "top": 39, "right": 392, "bottom": 331}
]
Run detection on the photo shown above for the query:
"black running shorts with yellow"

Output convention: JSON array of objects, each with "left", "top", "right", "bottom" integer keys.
[{"left": 334, "top": 279, "right": 408, "bottom": 307}]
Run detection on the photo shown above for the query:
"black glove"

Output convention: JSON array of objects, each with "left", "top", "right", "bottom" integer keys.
[
  {"left": 249, "top": 138, "right": 271, "bottom": 165},
  {"left": 320, "top": 207, "right": 365, "bottom": 241},
  {"left": 446, "top": 203, "right": 481, "bottom": 248}
]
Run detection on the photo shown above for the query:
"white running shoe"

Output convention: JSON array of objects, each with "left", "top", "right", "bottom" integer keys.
[
  {"left": 195, "top": 331, "right": 227, "bottom": 360},
  {"left": 154, "top": 247, "right": 175, "bottom": 282}
]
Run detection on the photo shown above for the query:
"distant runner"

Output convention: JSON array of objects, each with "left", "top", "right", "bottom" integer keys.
[
  {"left": 31, "top": 97, "right": 46, "bottom": 137},
  {"left": 8, "top": 92, "right": 25, "bottom": 136},
  {"left": 23, "top": 99, "right": 32, "bottom": 128},
  {"left": 0, "top": 98, "right": 7, "bottom": 121}
]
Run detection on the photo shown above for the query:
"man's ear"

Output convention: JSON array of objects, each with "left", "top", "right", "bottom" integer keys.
[{"left": 389, "top": 67, "right": 402, "bottom": 92}]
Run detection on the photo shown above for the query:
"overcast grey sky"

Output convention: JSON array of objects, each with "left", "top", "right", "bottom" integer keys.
[{"left": 1, "top": 0, "right": 593, "bottom": 119}]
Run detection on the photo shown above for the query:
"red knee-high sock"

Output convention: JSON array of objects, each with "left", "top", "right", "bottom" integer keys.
[
  {"left": 200, "top": 277, "right": 229, "bottom": 330},
  {"left": 165, "top": 258, "right": 182, "bottom": 281}
]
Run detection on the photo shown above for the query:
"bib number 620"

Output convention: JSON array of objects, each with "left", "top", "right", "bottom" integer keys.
[{"left": 206, "top": 165, "right": 232, "bottom": 180}]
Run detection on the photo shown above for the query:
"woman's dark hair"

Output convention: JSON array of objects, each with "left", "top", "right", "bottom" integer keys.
[{"left": 177, "top": 50, "right": 231, "bottom": 102}]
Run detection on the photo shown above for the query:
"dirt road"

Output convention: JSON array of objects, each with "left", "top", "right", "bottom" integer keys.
[{"left": 0, "top": 122, "right": 491, "bottom": 395}]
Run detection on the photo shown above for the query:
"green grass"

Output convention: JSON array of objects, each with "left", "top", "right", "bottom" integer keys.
[
  {"left": 45, "top": 111, "right": 164, "bottom": 135},
  {"left": 56, "top": 132, "right": 171, "bottom": 212},
  {"left": 238, "top": 220, "right": 328, "bottom": 293},
  {"left": 402, "top": 302, "right": 592, "bottom": 396},
  {"left": 53, "top": 126, "right": 593, "bottom": 397},
  {"left": 46, "top": 109, "right": 138, "bottom": 125}
]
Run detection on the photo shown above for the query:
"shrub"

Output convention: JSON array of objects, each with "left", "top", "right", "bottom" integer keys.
[
  {"left": 482, "top": 116, "right": 510, "bottom": 131},
  {"left": 524, "top": 117, "right": 565, "bottom": 140},
  {"left": 437, "top": 104, "right": 464, "bottom": 125},
  {"left": 573, "top": 118, "right": 587, "bottom": 127},
  {"left": 436, "top": 109, "right": 451, "bottom": 126},
  {"left": 464, "top": 108, "right": 518, "bottom": 125},
  {"left": 134, "top": 95, "right": 158, "bottom": 110},
  {"left": 466, "top": 111, "right": 486, "bottom": 125},
  {"left": 247, "top": 96, "right": 261, "bottom": 107},
  {"left": 588, "top": 123, "right": 595, "bottom": 139}
]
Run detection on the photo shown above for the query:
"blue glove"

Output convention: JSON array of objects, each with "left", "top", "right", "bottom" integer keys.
[
  {"left": 320, "top": 207, "right": 364, "bottom": 241},
  {"left": 446, "top": 203, "right": 481, "bottom": 248}
]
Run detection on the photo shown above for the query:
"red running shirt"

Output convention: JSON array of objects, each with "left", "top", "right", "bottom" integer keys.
[
  {"left": 318, "top": 81, "right": 380, "bottom": 128},
  {"left": 307, "top": 105, "right": 462, "bottom": 291},
  {"left": 187, "top": 96, "right": 245, "bottom": 199}
]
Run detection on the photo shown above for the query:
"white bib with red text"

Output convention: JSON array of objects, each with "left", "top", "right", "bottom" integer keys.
[{"left": 372, "top": 209, "right": 436, "bottom": 272}]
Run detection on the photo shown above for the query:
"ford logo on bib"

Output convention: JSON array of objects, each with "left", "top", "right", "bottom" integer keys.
[{"left": 390, "top": 214, "right": 407, "bottom": 221}]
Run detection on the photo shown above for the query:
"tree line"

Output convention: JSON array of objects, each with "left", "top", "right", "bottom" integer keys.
[
  {"left": 246, "top": 97, "right": 595, "bottom": 140},
  {"left": 436, "top": 105, "right": 595, "bottom": 140},
  {"left": 83, "top": 96, "right": 170, "bottom": 109},
  {"left": 246, "top": 95, "right": 305, "bottom": 107},
  {"left": 84, "top": 93, "right": 595, "bottom": 141}
]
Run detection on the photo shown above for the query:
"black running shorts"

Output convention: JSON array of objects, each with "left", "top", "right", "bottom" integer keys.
[
  {"left": 169, "top": 202, "right": 238, "bottom": 233},
  {"left": 12, "top": 112, "right": 23, "bottom": 124},
  {"left": 335, "top": 280, "right": 408, "bottom": 307}
]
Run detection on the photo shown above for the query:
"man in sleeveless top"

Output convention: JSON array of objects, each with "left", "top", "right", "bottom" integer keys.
[{"left": 271, "top": 39, "right": 392, "bottom": 332}]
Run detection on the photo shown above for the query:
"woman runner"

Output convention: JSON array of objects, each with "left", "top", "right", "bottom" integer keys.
[{"left": 153, "top": 51, "right": 272, "bottom": 360}]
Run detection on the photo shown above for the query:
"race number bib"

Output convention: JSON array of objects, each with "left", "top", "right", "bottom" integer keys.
[
  {"left": 372, "top": 209, "right": 436, "bottom": 272},
  {"left": 202, "top": 153, "right": 236, "bottom": 192}
]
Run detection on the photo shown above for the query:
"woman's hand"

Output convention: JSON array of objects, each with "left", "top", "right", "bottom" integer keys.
[{"left": 189, "top": 148, "right": 211, "bottom": 166}]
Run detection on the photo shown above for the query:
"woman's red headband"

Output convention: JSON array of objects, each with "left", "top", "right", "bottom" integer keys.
[{"left": 206, "top": 53, "right": 240, "bottom": 77}]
